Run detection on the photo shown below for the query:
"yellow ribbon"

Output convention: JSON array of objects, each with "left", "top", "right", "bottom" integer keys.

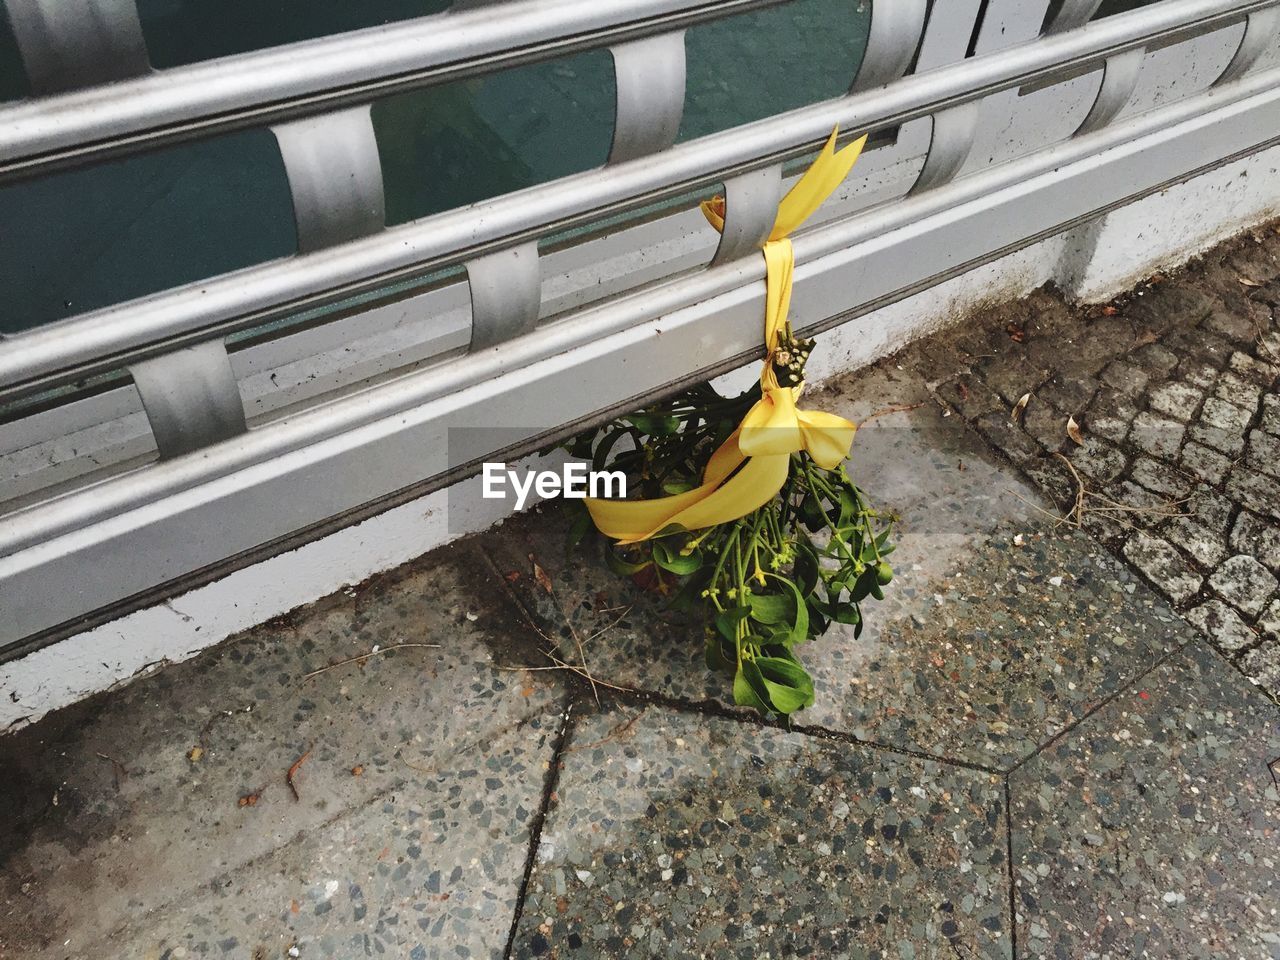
[{"left": 586, "top": 128, "right": 867, "bottom": 544}]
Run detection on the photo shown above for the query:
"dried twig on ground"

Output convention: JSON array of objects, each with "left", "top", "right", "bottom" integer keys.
[
  {"left": 286, "top": 746, "right": 312, "bottom": 802},
  {"left": 1054, "top": 453, "right": 1088, "bottom": 527},
  {"left": 566, "top": 712, "right": 642, "bottom": 754},
  {"left": 300, "top": 643, "right": 440, "bottom": 682},
  {"left": 1013, "top": 453, "right": 1189, "bottom": 530},
  {"left": 857, "top": 401, "right": 927, "bottom": 428}
]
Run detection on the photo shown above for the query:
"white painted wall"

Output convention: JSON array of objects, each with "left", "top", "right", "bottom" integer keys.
[{"left": 1055, "top": 142, "right": 1280, "bottom": 301}]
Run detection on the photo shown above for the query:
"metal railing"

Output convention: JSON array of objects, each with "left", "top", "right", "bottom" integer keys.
[
  {"left": 1, "top": 0, "right": 1278, "bottom": 649},
  {"left": 0, "top": 0, "right": 1273, "bottom": 401},
  {"left": 0, "top": 0, "right": 790, "bottom": 178}
]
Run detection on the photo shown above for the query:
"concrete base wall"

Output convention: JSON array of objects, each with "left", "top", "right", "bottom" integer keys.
[
  {"left": 1055, "top": 142, "right": 1280, "bottom": 302},
  {"left": 5, "top": 144, "right": 1280, "bottom": 731}
]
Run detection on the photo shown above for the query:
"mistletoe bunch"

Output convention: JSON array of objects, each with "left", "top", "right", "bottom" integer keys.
[{"left": 565, "top": 379, "right": 894, "bottom": 716}]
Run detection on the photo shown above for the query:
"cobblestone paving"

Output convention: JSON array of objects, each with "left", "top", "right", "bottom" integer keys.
[
  {"left": 902, "top": 227, "right": 1280, "bottom": 703},
  {"left": 4, "top": 233, "right": 1280, "bottom": 960}
]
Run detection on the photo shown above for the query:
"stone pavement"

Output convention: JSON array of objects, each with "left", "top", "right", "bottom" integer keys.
[
  {"left": 906, "top": 225, "right": 1280, "bottom": 701},
  {"left": 3, "top": 230, "right": 1280, "bottom": 960}
]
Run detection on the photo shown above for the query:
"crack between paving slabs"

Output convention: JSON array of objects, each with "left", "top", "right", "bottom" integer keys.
[
  {"left": 1003, "top": 633, "right": 1199, "bottom": 777},
  {"left": 1003, "top": 777, "right": 1018, "bottom": 960},
  {"left": 503, "top": 697, "right": 574, "bottom": 960},
  {"left": 483, "top": 536, "right": 1008, "bottom": 776}
]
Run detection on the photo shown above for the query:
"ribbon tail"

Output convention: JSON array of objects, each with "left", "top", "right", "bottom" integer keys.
[
  {"left": 584, "top": 477, "right": 725, "bottom": 545},
  {"left": 771, "top": 129, "right": 868, "bottom": 239},
  {"left": 797, "top": 409, "right": 857, "bottom": 470},
  {"left": 655, "top": 453, "right": 791, "bottom": 535},
  {"left": 585, "top": 432, "right": 748, "bottom": 544}
]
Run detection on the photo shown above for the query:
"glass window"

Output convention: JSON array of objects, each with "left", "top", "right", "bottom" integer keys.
[
  {"left": 680, "top": 0, "right": 871, "bottom": 141},
  {"left": 1093, "top": 0, "right": 1162, "bottom": 17},
  {"left": 0, "top": 7, "right": 28, "bottom": 101},
  {"left": 135, "top": 0, "right": 452, "bottom": 68},
  {"left": 374, "top": 50, "right": 617, "bottom": 226},
  {"left": 0, "top": 130, "right": 296, "bottom": 334},
  {"left": 2, "top": 0, "right": 875, "bottom": 333}
]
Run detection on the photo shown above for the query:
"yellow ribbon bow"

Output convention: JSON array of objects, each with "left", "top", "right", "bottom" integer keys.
[{"left": 586, "top": 128, "right": 867, "bottom": 544}]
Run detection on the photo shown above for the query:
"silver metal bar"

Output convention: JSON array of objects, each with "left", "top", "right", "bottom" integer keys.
[
  {"left": 908, "top": 103, "right": 980, "bottom": 194},
  {"left": 5, "top": 0, "right": 150, "bottom": 95},
  {"left": 0, "top": 0, "right": 1273, "bottom": 398},
  {"left": 5, "top": 67, "right": 1279, "bottom": 642},
  {"left": 1074, "top": 47, "right": 1144, "bottom": 135},
  {"left": 1044, "top": 0, "right": 1106, "bottom": 35},
  {"left": 127, "top": 342, "right": 247, "bottom": 460},
  {"left": 5, "top": 64, "right": 1277, "bottom": 568},
  {"left": 709, "top": 165, "right": 782, "bottom": 265},
  {"left": 1216, "top": 6, "right": 1280, "bottom": 83},
  {"left": 271, "top": 106, "right": 385, "bottom": 253},
  {"left": 849, "top": 0, "right": 928, "bottom": 92},
  {"left": 0, "top": 0, "right": 784, "bottom": 179},
  {"left": 608, "top": 32, "right": 687, "bottom": 164},
  {"left": 466, "top": 243, "right": 543, "bottom": 350}
]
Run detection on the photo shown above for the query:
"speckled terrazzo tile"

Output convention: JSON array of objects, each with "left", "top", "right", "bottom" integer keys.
[
  {"left": 512, "top": 707, "right": 1011, "bottom": 960},
  {"left": 1009, "top": 641, "right": 1280, "bottom": 959},
  {"left": 807, "top": 525, "right": 1189, "bottom": 769},
  {"left": 0, "top": 544, "right": 563, "bottom": 959},
  {"left": 487, "top": 363, "right": 1183, "bottom": 769},
  {"left": 98, "top": 718, "right": 559, "bottom": 960}
]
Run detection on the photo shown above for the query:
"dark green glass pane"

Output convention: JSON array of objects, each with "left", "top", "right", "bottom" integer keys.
[
  {"left": 1094, "top": 0, "right": 1162, "bottom": 17},
  {"left": 136, "top": 0, "right": 452, "bottom": 68},
  {"left": 679, "top": 0, "right": 871, "bottom": 142},
  {"left": 373, "top": 50, "right": 616, "bottom": 226},
  {"left": 0, "top": 5, "right": 29, "bottom": 101},
  {"left": 0, "top": 129, "right": 296, "bottom": 334}
]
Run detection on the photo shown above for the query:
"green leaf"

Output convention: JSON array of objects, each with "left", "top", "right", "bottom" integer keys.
[
  {"left": 748, "top": 592, "right": 794, "bottom": 625},
  {"left": 849, "top": 568, "right": 877, "bottom": 603},
  {"left": 565, "top": 510, "right": 593, "bottom": 555},
  {"left": 778, "top": 576, "right": 810, "bottom": 644},
  {"left": 733, "top": 662, "right": 771, "bottom": 713},
  {"left": 755, "top": 656, "right": 814, "bottom": 691},
  {"left": 652, "top": 540, "right": 702, "bottom": 575},
  {"left": 799, "top": 495, "right": 826, "bottom": 531},
  {"left": 752, "top": 575, "right": 810, "bottom": 645},
  {"left": 714, "top": 607, "right": 751, "bottom": 642},
  {"left": 829, "top": 602, "right": 862, "bottom": 625},
  {"left": 705, "top": 632, "right": 736, "bottom": 673},
  {"left": 605, "top": 548, "right": 651, "bottom": 577},
  {"left": 837, "top": 489, "right": 859, "bottom": 526},
  {"left": 627, "top": 413, "right": 681, "bottom": 436},
  {"left": 794, "top": 543, "right": 820, "bottom": 596},
  {"left": 591, "top": 429, "right": 627, "bottom": 473},
  {"left": 754, "top": 656, "right": 815, "bottom": 714}
]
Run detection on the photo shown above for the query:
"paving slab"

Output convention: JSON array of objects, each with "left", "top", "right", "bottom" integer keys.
[
  {"left": 1008, "top": 641, "right": 1280, "bottom": 959},
  {"left": 511, "top": 706, "right": 1010, "bottom": 960},
  {"left": 0, "top": 545, "right": 564, "bottom": 959},
  {"left": 488, "top": 366, "right": 1189, "bottom": 770}
]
